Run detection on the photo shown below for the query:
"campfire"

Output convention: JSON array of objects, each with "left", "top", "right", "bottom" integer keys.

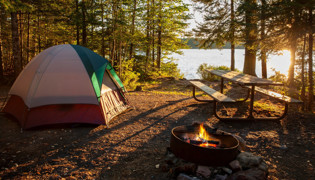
[
  {"left": 165, "top": 123, "right": 268, "bottom": 179},
  {"left": 170, "top": 123, "right": 240, "bottom": 166},
  {"left": 180, "top": 123, "right": 221, "bottom": 148}
]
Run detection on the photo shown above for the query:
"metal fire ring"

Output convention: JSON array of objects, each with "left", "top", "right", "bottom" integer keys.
[{"left": 170, "top": 124, "right": 240, "bottom": 166}]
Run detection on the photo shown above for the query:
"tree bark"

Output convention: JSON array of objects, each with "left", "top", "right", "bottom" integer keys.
[
  {"left": 260, "top": 0, "right": 267, "bottom": 78},
  {"left": 129, "top": 0, "right": 137, "bottom": 60},
  {"left": 26, "top": 12, "right": 30, "bottom": 62},
  {"left": 307, "top": 6, "right": 313, "bottom": 111},
  {"left": 37, "top": 13, "right": 41, "bottom": 53},
  {"left": 0, "top": 35, "right": 2, "bottom": 81},
  {"left": 19, "top": 12, "right": 23, "bottom": 67},
  {"left": 230, "top": 0, "right": 235, "bottom": 71},
  {"left": 151, "top": 0, "right": 155, "bottom": 68},
  {"left": 0, "top": 6, "right": 4, "bottom": 81},
  {"left": 76, "top": 0, "right": 80, "bottom": 45},
  {"left": 11, "top": 12, "right": 22, "bottom": 78},
  {"left": 82, "top": 0, "right": 87, "bottom": 46},
  {"left": 145, "top": 0, "right": 151, "bottom": 74},
  {"left": 243, "top": 0, "right": 257, "bottom": 76},
  {"left": 101, "top": 0, "right": 105, "bottom": 57},
  {"left": 301, "top": 35, "right": 306, "bottom": 110},
  {"left": 287, "top": 4, "right": 300, "bottom": 88},
  {"left": 157, "top": 0, "right": 162, "bottom": 70}
]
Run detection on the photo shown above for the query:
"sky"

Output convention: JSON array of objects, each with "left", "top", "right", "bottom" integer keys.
[{"left": 183, "top": 0, "right": 204, "bottom": 32}]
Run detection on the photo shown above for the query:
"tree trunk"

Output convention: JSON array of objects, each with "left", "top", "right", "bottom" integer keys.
[
  {"left": 26, "top": 12, "right": 30, "bottom": 62},
  {"left": 243, "top": 0, "right": 257, "bottom": 76},
  {"left": 157, "top": 0, "right": 162, "bottom": 70},
  {"left": 288, "top": 38, "right": 296, "bottom": 87},
  {"left": 260, "top": 0, "right": 267, "bottom": 78},
  {"left": 0, "top": 6, "right": 4, "bottom": 81},
  {"left": 307, "top": 6, "right": 313, "bottom": 111},
  {"left": 118, "top": 38, "right": 122, "bottom": 77},
  {"left": 101, "top": 1, "right": 105, "bottom": 57},
  {"left": 301, "top": 35, "right": 306, "bottom": 110},
  {"left": 230, "top": 0, "right": 235, "bottom": 71},
  {"left": 76, "top": 0, "right": 80, "bottom": 45},
  {"left": 151, "top": 0, "right": 155, "bottom": 69},
  {"left": 82, "top": 0, "right": 87, "bottom": 46},
  {"left": 111, "top": 0, "right": 117, "bottom": 65},
  {"left": 287, "top": 4, "right": 300, "bottom": 88},
  {"left": 129, "top": 0, "right": 137, "bottom": 60},
  {"left": 19, "top": 12, "right": 23, "bottom": 67},
  {"left": 11, "top": 12, "right": 22, "bottom": 78},
  {"left": 145, "top": 0, "right": 151, "bottom": 74},
  {"left": 37, "top": 14, "right": 41, "bottom": 53},
  {"left": 0, "top": 25, "right": 3, "bottom": 81}
]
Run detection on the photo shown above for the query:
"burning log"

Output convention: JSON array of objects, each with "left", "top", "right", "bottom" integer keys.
[{"left": 179, "top": 123, "right": 222, "bottom": 148}]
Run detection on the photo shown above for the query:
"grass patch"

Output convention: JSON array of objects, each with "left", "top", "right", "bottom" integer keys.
[{"left": 254, "top": 101, "right": 282, "bottom": 112}]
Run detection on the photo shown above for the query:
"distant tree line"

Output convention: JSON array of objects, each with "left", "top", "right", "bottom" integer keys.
[
  {"left": 0, "top": 0, "right": 189, "bottom": 87},
  {"left": 193, "top": 0, "right": 314, "bottom": 111}
]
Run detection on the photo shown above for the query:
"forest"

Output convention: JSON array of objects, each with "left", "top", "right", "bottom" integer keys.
[
  {"left": 0, "top": 0, "right": 314, "bottom": 110},
  {"left": 0, "top": 1, "right": 315, "bottom": 179},
  {"left": 193, "top": 0, "right": 314, "bottom": 111},
  {"left": 0, "top": 0, "right": 189, "bottom": 87}
]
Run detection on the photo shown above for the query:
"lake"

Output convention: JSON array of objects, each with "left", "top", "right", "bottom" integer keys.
[{"left": 171, "top": 49, "right": 291, "bottom": 79}]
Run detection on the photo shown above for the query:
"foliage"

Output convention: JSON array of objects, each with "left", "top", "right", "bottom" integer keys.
[
  {"left": 160, "top": 59, "right": 184, "bottom": 79},
  {"left": 197, "top": 64, "right": 231, "bottom": 81},
  {"left": 0, "top": 0, "right": 189, "bottom": 84},
  {"left": 119, "top": 58, "right": 140, "bottom": 91},
  {"left": 268, "top": 68, "right": 287, "bottom": 84}
]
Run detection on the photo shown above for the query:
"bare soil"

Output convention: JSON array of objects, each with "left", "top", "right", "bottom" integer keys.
[{"left": 0, "top": 78, "right": 314, "bottom": 180}]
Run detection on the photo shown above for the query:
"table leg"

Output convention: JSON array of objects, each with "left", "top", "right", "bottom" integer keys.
[
  {"left": 248, "top": 85, "right": 255, "bottom": 119},
  {"left": 192, "top": 86, "right": 215, "bottom": 102},
  {"left": 220, "top": 78, "right": 224, "bottom": 93}
]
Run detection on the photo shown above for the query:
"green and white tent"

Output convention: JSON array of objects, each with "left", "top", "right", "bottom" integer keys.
[{"left": 3, "top": 44, "right": 129, "bottom": 129}]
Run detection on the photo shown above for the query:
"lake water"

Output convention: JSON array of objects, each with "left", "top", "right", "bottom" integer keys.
[{"left": 171, "top": 49, "right": 291, "bottom": 79}]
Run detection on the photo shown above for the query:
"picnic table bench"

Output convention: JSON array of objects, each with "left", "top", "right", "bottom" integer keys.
[{"left": 189, "top": 69, "right": 302, "bottom": 121}]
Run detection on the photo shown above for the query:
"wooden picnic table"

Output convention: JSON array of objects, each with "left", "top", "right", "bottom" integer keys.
[{"left": 190, "top": 69, "right": 302, "bottom": 121}]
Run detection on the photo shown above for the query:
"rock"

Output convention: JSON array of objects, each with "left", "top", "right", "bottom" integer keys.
[
  {"left": 196, "top": 166, "right": 211, "bottom": 178},
  {"left": 177, "top": 173, "right": 200, "bottom": 180},
  {"left": 237, "top": 152, "right": 263, "bottom": 170},
  {"left": 174, "top": 163, "right": 197, "bottom": 176},
  {"left": 258, "top": 161, "right": 268, "bottom": 172},
  {"left": 214, "top": 174, "right": 228, "bottom": 180},
  {"left": 165, "top": 150, "right": 179, "bottom": 165},
  {"left": 155, "top": 164, "right": 160, "bottom": 169},
  {"left": 226, "top": 168, "right": 268, "bottom": 180},
  {"left": 222, "top": 167, "right": 233, "bottom": 175},
  {"left": 229, "top": 160, "right": 242, "bottom": 172},
  {"left": 279, "top": 145, "right": 288, "bottom": 150}
]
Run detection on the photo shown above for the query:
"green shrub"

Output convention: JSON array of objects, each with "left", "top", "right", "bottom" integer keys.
[
  {"left": 197, "top": 64, "right": 231, "bottom": 81},
  {"left": 120, "top": 58, "right": 140, "bottom": 90},
  {"left": 268, "top": 68, "right": 287, "bottom": 84},
  {"left": 160, "top": 60, "right": 184, "bottom": 79}
]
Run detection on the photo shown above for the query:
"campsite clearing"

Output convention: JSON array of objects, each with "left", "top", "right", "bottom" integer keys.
[{"left": 0, "top": 78, "right": 314, "bottom": 179}]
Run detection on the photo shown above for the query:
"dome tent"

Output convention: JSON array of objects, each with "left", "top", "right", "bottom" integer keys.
[{"left": 3, "top": 44, "right": 129, "bottom": 129}]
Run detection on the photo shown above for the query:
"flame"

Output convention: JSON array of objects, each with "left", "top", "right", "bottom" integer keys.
[
  {"left": 198, "top": 123, "right": 218, "bottom": 148},
  {"left": 199, "top": 123, "right": 210, "bottom": 141}
]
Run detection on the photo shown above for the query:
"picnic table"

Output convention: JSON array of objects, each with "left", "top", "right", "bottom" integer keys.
[{"left": 189, "top": 69, "right": 302, "bottom": 121}]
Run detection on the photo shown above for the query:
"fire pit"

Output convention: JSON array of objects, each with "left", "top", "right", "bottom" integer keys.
[{"left": 170, "top": 123, "right": 240, "bottom": 166}]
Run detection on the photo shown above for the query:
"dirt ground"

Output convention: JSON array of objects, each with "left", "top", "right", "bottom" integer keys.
[{"left": 0, "top": 78, "right": 314, "bottom": 180}]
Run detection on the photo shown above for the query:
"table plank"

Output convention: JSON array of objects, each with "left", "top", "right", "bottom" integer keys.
[
  {"left": 205, "top": 69, "right": 283, "bottom": 86},
  {"left": 190, "top": 81, "right": 235, "bottom": 102},
  {"left": 246, "top": 86, "right": 303, "bottom": 103}
]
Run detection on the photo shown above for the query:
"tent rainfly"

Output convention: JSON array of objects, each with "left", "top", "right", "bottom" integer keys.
[{"left": 3, "top": 44, "right": 129, "bottom": 129}]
